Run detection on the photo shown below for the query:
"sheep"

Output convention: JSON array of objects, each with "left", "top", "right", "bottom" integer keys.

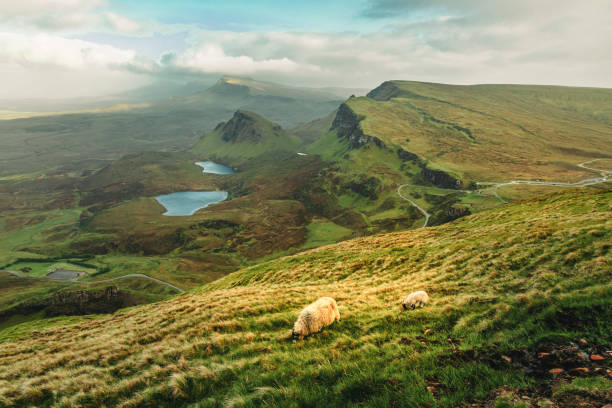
[
  {"left": 292, "top": 297, "right": 340, "bottom": 340},
  {"left": 402, "top": 291, "right": 429, "bottom": 310}
]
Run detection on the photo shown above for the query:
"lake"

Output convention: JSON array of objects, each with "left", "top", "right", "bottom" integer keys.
[
  {"left": 156, "top": 191, "right": 228, "bottom": 216},
  {"left": 195, "top": 161, "right": 235, "bottom": 174}
]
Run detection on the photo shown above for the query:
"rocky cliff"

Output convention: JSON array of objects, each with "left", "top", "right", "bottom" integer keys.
[
  {"left": 330, "top": 103, "right": 383, "bottom": 149},
  {"left": 0, "top": 286, "right": 136, "bottom": 321},
  {"left": 218, "top": 110, "right": 283, "bottom": 144}
]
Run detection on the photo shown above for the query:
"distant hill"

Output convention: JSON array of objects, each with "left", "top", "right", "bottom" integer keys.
[
  {"left": 191, "top": 110, "right": 300, "bottom": 163},
  {"left": 0, "top": 77, "right": 345, "bottom": 175}
]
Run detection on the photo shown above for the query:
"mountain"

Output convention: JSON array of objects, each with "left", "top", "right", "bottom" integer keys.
[
  {"left": 298, "top": 81, "right": 612, "bottom": 231},
  {"left": 191, "top": 110, "right": 301, "bottom": 162},
  {"left": 0, "top": 76, "right": 344, "bottom": 176},
  {"left": 342, "top": 81, "right": 612, "bottom": 183},
  {"left": 1, "top": 190, "right": 609, "bottom": 407}
]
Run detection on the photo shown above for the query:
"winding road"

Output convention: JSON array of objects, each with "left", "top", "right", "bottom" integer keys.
[
  {"left": 0, "top": 270, "right": 184, "bottom": 293},
  {"left": 397, "top": 159, "right": 610, "bottom": 228},
  {"left": 397, "top": 184, "right": 431, "bottom": 228}
]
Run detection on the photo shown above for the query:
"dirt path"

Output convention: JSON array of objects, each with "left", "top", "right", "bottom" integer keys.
[
  {"left": 397, "top": 184, "right": 431, "bottom": 228},
  {"left": 0, "top": 270, "right": 184, "bottom": 293}
]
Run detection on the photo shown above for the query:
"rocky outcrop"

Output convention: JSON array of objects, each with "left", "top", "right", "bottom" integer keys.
[
  {"left": 219, "top": 110, "right": 282, "bottom": 144},
  {"left": 421, "top": 168, "right": 461, "bottom": 189},
  {"left": 330, "top": 103, "right": 383, "bottom": 149},
  {"left": 396, "top": 147, "right": 420, "bottom": 162},
  {"left": 448, "top": 205, "right": 471, "bottom": 220},
  {"left": 0, "top": 286, "right": 136, "bottom": 321}
]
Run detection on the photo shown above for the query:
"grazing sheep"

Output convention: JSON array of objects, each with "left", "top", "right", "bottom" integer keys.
[
  {"left": 402, "top": 291, "right": 429, "bottom": 310},
  {"left": 292, "top": 297, "right": 340, "bottom": 339}
]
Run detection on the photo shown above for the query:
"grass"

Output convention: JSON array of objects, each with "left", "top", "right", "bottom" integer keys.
[
  {"left": 350, "top": 81, "right": 612, "bottom": 183},
  {"left": 0, "top": 189, "right": 609, "bottom": 407},
  {"left": 301, "top": 218, "right": 353, "bottom": 249}
]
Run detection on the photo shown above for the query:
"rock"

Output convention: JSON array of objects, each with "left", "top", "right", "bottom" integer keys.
[
  {"left": 448, "top": 205, "right": 471, "bottom": 220},
  {"left": 549, "top": 368, "right": 564, "bottom": 375},
  {"left": 420, "top": 168, "right": 461, "bottom": 189},
  {"left": 538, "top": 352, "right": 551, "bottom": 359},
  {"left": 590, "top": 354, "right": 605, "bottom": 361},
  {"left": 330, "top": 103, "right": 384, "bottom": 149},
  {"left": 571, "top": 367, "right": 590, "bottom": 374}
]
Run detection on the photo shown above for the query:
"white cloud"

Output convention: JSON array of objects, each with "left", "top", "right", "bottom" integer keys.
[
  {"left": 0, "top": 32, "right": 138, "bottom": 69},
  {"left": 0, "top": 0, "right": 142, "bottom": 34},
  {"left": 0, "top": 0, "right": 611, "bottom": 99}
]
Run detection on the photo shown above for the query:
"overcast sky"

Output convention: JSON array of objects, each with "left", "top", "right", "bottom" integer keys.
[{"left": 1, "top": 0, "right": 611, "bottom": 99}]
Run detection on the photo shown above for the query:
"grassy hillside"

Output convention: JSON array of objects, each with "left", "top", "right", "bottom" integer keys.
[
  {"left": 350, "top": 81, "right": 612, "bottom": 183},
  {"left": 0, "top": 190, "right": 609, "bottom": 407}
]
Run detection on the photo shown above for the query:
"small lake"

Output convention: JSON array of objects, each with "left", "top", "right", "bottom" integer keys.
[
  {"left": 195, "top": 161, "right": 235, "bottom": 174},
  {"left": 156, "top": 191, "right": 228, "bottom": 216},
  {"left": 47, "top": 269, "right": 84, "bottom": 280}
]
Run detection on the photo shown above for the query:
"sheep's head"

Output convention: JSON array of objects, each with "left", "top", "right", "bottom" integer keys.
[
  {"left": 292, "top": 321, "right": 305, "bottom": 340},
  {"left": 402, "top": 302, "right": 408, "bottom": 310}
]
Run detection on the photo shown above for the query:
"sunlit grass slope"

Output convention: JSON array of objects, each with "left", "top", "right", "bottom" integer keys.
[
  {"left": 0, "top": 190, "right": 609, "bottom": 407},
  {"left": 350, "top": 81, "right": 612, "bottom": 183}
]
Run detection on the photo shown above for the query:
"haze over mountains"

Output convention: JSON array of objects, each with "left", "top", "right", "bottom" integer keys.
[{"left": 0, "top": 76, "right": 355, "bottom": 176}]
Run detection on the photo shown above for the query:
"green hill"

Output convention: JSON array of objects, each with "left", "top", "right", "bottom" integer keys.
[
  {"left": 0, "top": 190, "right": 609, "bottom": 407},
  {"left": 344, "top": 81, "right": 612, "bottom": 183},
  {"left": 191, "top": 110, "right": 301, "bottom": 163}
]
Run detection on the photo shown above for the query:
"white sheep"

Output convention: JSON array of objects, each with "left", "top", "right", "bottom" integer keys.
[
  {"left": 402, "top": 291, "right": 429, "bottom": 310},
  {"left": 292, "top": 297, "right": 340, "bottom": 339}
]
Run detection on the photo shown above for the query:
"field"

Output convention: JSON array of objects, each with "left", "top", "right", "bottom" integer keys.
[{"left": 0, "top": 190, "right": 609, "bottom": 407}]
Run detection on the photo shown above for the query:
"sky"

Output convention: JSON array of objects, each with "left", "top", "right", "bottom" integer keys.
[{"left": 1, "top": 0, "right": 611, "bottom": 99}]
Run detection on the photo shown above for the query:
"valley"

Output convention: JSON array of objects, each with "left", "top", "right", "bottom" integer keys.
[
  {"left": 0, "top": 77, "right": 610, "bottom": 407},
  {"left": 1, "top": 80, "right": 610, "bottom": 323}
]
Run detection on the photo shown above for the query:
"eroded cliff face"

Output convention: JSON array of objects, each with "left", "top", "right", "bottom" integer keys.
[
  {"left": 330, "top": 101, "right": 464, "bottom": 190},
  {"left": 330, "top": 103, "right": 383, "bottom": 149},
  {"left": 0, "top": 286, "right": 137, "bottom": 321},
  {"left": 420, "top": 168, "right": 462, "bottom": 189}
]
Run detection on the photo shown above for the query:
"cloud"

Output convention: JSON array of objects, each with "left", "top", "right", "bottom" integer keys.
[
  {"left": 0, "top": 32, "right": 139, "bottom": 69},
  {"left": 0, "top": 0, "right": 142, "bottom": 34},
  {"left": 160, "top": 43, "right": 305, "bottom": 76},
  {"left": 0, "top": 1, "right": 611, "bottom": 99}
]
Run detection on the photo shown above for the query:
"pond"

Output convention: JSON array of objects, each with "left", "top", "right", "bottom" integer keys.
[
  {"left": 46, "top": 270, "right": 85, "bottom": 280},
  {"left": 155, "top": 191, "right": 228, "bottom": 216},
  {"left": 195, "top": 161, "right": 235, "bottom": 174}
]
